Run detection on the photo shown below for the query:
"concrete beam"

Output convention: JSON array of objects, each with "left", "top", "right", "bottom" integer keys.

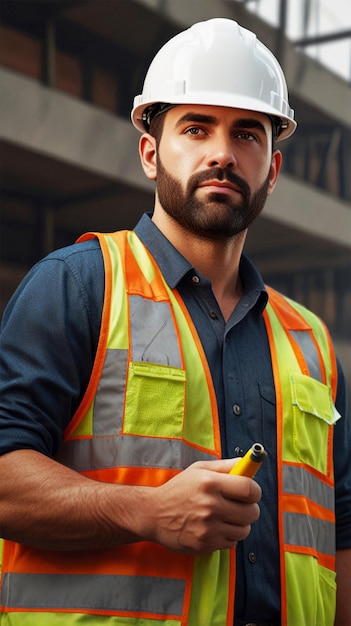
[
  {"left": 265, "top": 174, "right": 351, "bottom": 249},
  {"left": 1, "top": 67, "right": 350, "bottom": 250},
  {"left": 0, "top": 67, "right": 148, "bottom": 191}
]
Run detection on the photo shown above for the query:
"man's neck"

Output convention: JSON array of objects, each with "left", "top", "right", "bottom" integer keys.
[{"left": 152, "top": 210, "right": 246, "bottom": 321}]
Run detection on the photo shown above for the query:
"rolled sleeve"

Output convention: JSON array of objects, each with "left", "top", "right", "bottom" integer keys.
[{"left": 0, "top": 241, "right": 104, "bottom": 457}]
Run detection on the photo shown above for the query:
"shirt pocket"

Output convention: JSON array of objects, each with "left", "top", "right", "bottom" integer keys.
[
  {"left": 290, "top": 372, "right": 340, "bottom": 474},
  {"left": 123, "top": 361, "right": 186, "bottom": 438},
  {"left": 259, "top": 382, "right": 277, "bottom": 452}
]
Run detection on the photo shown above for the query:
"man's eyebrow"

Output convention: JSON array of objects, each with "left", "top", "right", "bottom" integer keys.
[
  {"left": 234, "top": 118, "right": 268, "bottom": 136},
  {"left": 174, "top": 112, "right": 219, "bottom": 127},
  {"left": 174, "top": 113, "right": 268, "bottom": 136}
]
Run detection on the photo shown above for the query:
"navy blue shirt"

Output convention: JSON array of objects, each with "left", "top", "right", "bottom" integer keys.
[{"left": 1, "top": 213, "right": 350, "bottom": 624}]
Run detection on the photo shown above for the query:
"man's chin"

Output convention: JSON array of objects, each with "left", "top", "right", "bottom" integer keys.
[{"left": 185, "top": 214, "right": 249, "bottom": 240}]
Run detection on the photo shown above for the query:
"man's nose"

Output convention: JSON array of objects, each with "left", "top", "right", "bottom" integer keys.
[{"left": 207, "top": 134, "right": 237, "bottom": 169}]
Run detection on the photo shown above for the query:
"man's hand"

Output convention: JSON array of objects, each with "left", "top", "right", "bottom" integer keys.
[{"left": 148, "top": 458, "right": 261, "bottom": 554}]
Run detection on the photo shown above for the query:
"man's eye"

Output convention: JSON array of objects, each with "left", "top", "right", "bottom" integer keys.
[
  {"left": 237, "top": 132, "right": 255, "bottom": 141},
  {"left": 185, "top": 127, "right": 204, "bottom": 136}
]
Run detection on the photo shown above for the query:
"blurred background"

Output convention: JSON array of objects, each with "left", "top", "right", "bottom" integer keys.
[{"left": 0, "top": 0, "right": 350, "bottom": 403}]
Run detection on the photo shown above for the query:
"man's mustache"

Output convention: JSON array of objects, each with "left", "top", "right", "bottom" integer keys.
[{"left": 187, "top": 167, "right": 250, "bottom": 200}]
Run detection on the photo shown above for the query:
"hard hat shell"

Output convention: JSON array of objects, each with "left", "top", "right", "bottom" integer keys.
[{"left": 131, "top": 18, "right": 296, "bottom": 141}]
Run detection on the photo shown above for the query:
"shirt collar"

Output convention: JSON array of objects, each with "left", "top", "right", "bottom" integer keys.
[
  {"left": 134, "top": 213, "right": 192, "bottom": 288},
  {"left": 134, "top": 212, "right": 267, "bottom": 313}
]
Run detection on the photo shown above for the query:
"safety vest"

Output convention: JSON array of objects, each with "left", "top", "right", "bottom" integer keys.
[{"left": 0, "top": 230, "right": 339, "bottom": 626}]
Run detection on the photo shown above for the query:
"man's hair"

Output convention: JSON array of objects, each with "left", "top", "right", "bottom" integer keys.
[{"left": 149, "top": 112, "right": 166, "bottom": 145}]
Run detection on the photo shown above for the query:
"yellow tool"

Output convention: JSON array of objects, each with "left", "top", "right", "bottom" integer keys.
[{"left": 230, "top": 443, "right": 267, "bottom": 478}]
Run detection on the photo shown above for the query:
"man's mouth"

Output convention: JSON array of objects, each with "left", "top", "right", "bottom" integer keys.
[{"left": 197, "top": 180, "right": 242, "bottom": 194}]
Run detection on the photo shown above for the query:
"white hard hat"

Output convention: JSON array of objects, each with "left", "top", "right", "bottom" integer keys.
[{"left": 131, "top": 18, "right": 296, "bottom": 141}]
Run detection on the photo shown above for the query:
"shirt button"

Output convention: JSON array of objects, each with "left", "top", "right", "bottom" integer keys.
[
  {"left": 209, "top": 311, "right": 218, "bottom": 320},
  {"left": 232, "top": 404, "right": 241, "bottom": 416},
  {"left": 248, "top": 552, "right": 257, "bottom": 563},
  {"left": 192, "top": 275, "right": 200, "bottom": 284}
]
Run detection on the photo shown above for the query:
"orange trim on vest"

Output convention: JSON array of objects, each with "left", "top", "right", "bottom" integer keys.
[
  {"left": 266, "top": 287, "right": 310, "bottom": 330},
  {"left": 267, "top": 286, "right": 338, "bottom": 393},
  {"left": 282, "top": 494, "right": 335, "bottom": 523},
  {"left": 81, "top": 466, "right": 180, "bottom": 487},
  {"left": 64, "top": 233, "right": 114, "bottom": 440},
  {"left": 283, "top": 544, "right": 335, "bottom": 571},
  {"left": 3, "top": 608, "right": 187, "bottom": 620},
  {"left": 123, "top": 232, "right": 171, "bottom": 302},
  {"left": 262, "top": 305, "right": 288, "bottom": 626},
  {"left": 171, "top": 288, "right": 222, "bottom": 457},
  {"left": 3, "top": 541, "right": 192, "bottom": 579},
  {"left": 267, "top": 287, "right": 327, "bottom": 382}
]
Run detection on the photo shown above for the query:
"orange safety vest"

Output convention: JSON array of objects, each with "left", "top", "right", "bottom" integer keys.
[{"left": 0, "top": 230, "right": 339, "bottom": 626}]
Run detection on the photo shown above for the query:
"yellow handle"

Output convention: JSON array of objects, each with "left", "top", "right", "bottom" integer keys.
[{"left": 229, "top": 443, "right": 267, "bottom": 478}]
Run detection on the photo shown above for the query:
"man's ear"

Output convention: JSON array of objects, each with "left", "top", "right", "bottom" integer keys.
[
  {"left": 139, "top": 133, "right": 157, "bottom": 181},
  {"left": 267, "top": 149, "right": 283, "bottom": 195}
]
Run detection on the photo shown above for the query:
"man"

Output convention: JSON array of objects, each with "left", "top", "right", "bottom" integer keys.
[{"left": 0, "top": 17, "right": 350, "bottom": 626}]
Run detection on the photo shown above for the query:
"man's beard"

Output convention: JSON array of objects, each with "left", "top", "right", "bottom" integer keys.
[{"left": 156, "top": 156, "right": 270, "bottom": 241}]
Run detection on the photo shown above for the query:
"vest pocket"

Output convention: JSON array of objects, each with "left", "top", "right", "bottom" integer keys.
[
  {"left": 285, "top": 552, "right": 336, "bottom": 625},
  {"left": 290, "top": 373, "right": 340, "bottom": 474},
  {"left": 123, "top": 361, "right": 186, "bottom": 437},
  {"left": 315, "top": 563, "right": 337, "bottom": 626}
]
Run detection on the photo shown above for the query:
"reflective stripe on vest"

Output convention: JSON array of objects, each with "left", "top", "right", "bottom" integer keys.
[
  {"left": 283, "top": 465, "right": 336, "bottom": 559},
  {"left": 283, "top": 464, "right": 334, "bottom": 512},
  {"left": 57, "top": 433, "right": 218, "bottom": 472},
  {"left": 289, "top": 330, "right": 323, "bottom": 382},
  {"left": 1, "top": 572, "right": 185, "bottom": 616},
  {"left": 284, "top": 513, "right": 335, "bottom": 557}
]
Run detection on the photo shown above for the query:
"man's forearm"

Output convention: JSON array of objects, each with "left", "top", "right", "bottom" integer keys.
[
  {"left": 0, "top": 449, "right": 154, "bottom": 551},
  {"left": 0, "top": 449, "right": 261, "bottom": 554}
]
